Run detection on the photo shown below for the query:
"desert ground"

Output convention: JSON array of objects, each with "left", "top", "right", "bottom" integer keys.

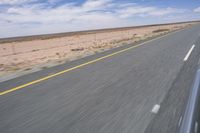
[{"left": 0, "top": 22, "right": 198, "bottom": 80}]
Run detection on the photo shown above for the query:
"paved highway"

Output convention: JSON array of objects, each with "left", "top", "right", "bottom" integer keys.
[{"left": 1, "top": 24, "right": 200, "bottom": 133}]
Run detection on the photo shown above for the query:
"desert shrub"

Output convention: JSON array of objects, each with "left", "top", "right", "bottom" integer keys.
[
  {"left": 71, "top": 48, "right": 84, "bottom": 51},
  {"left": 24, "top": 68, "right": 32, "bottom": 71},
  {"left": 32, "top": 49, "right": 39, "bottom": 52},
  {"left": 55, "top": 52, "right": 60, "bottom": 56},
  {"left": 152, "top": 29, "right": 170, "bottom": 33},
  {"left": 41, "top": 66, "right": 48, "bottom": 69}
]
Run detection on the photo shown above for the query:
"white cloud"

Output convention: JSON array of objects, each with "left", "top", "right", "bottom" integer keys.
[
  {"left": 194, "top": 7, "right": 200, "bottom": 13},
  {"left": 7, "top": 7, "right": 34, "bottom": 15},
  {"left": 0, "top": 0, "right": 190, "bottom": 38},
  {"left": 0, "top": 0, "right": 36, "bottom": 5},
  {"left": 82, "top": 0, "right": 112, "bottom": 10},
  {"left": 118, "top": 6, "right": 185, "bottom": 18},
  {"left": 2, "top": 1, "right": 186, "bottom": 24},
  {"left": 2, "top": 1, "right": 116, "bottom": 24}
]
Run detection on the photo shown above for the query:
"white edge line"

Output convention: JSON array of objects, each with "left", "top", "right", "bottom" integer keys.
[
  {"left": 184, "top": 45, "right": 195, "bottom": 61},
  {"left": 151, "top": 104, "right": 160, "bottom": 114}
]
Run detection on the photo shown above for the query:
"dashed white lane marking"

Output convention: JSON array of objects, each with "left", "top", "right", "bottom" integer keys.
[
  {"left": 151, "top": 104, "right": 160, "bottom": 114},
  {"left": 195, "top": 121, "right": 198, "bottom": 133},
  {"left": 198, "top": 57, "right": 200, "bottom": 65},
  {"left": 183, "top": 44, "right": 195, "bottom": 61},
  {"left": 178, "top": 116, "right": 183, "bottom": 127}
]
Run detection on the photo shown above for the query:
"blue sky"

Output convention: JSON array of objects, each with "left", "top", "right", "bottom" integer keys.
[{"left": 0, "top": 0, "right": 200, "bottom": 38}]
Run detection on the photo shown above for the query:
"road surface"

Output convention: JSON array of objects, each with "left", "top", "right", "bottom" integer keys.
[{"left": 1, "top": 24, "right": 200, "bottom": 133}]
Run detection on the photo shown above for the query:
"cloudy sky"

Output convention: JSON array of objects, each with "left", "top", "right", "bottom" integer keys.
[{"left": 0, "top": 0, "right": 200, "bottom": 38}]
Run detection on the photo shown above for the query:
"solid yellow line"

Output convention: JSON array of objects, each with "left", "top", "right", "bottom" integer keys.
[{"left": 0, "top": 29, "right": 183, "bottom": 96}]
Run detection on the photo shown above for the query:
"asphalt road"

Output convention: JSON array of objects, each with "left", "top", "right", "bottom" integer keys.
[{"left": 1, "top": 24, "right": 200, "bottom": 133}]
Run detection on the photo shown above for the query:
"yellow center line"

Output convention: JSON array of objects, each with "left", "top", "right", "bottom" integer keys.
[{"left": 0, "top": 29, "right": 183, "bottom": 96}]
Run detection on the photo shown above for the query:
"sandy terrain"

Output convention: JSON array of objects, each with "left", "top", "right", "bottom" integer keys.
[{"left": 0, "top": 22, "right": 197, "bottom": 79}]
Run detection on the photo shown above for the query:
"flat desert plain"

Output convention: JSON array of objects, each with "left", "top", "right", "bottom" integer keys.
[{"left": 0, "top": 22, "right": 198, "bottom": 80}]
